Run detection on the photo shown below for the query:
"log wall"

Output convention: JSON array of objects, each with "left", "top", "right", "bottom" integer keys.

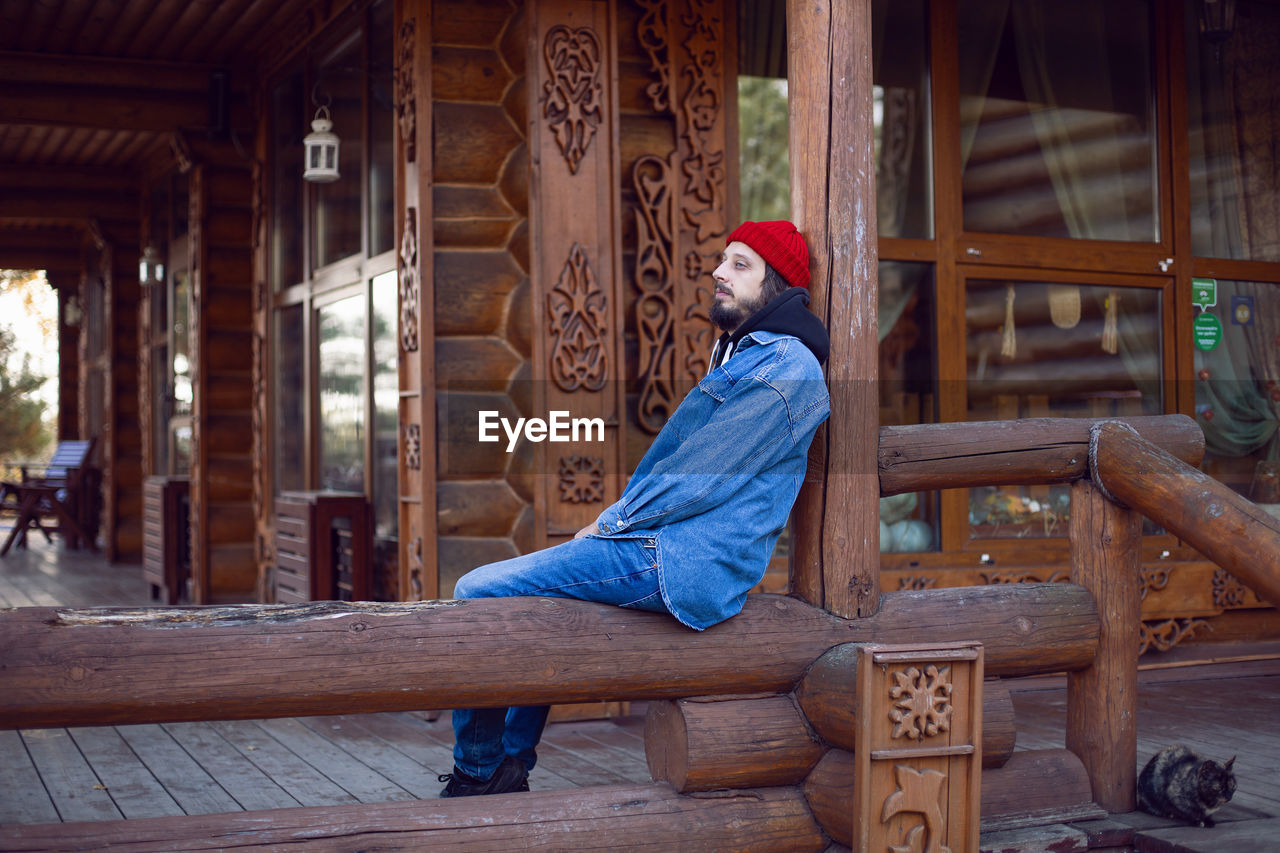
[{"left": 426, "top": 0, "right": 531, "bottom": 598}]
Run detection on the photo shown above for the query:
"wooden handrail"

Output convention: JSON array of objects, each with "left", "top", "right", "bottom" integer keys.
[
  {"left": 0, "top": 584, "right": 1097, "bottom": 730},
  {"left": 878, "top": 415, "right": 1203, "bottom": 496},
  {"left": 1091, "top": 421, "right": 1280, "bottom": 606}
]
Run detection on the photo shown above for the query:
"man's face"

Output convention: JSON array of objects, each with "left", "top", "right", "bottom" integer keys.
[{"left": 710, "top": 241, "right": 768, "bottom": 332}]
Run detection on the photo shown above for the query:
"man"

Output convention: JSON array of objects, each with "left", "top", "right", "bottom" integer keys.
[{"left": 439, "top": 219, "right": 830, "bottom": 797}]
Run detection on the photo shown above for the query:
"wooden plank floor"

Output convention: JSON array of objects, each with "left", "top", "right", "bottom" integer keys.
[
  {"left": 1008, "top": 661, "right": 1280, "bottom": 818},
  {"left": 3, "top": 529, "right": 1278, "bottom": 852},
  {"left": 0, "top": 710, "right": 652, "bottom": 826}
]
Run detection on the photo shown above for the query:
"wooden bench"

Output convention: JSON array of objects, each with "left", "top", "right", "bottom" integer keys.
[{"left": 0, "top": 438, "right": 97, "bottom": 556}]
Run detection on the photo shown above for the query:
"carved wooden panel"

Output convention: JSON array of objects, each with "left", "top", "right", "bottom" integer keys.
[
  {"left": 629, "top": 0, "right": 729, "bottom": 419},
  {"left": 530, "top": 0, "right": 624, "bottom": 544},
  {"left": 672, "top": 0, "right": 729, "bottom": 383},
  {"left": 853, "top": 643, "right": 982, "bottom": 853},
  {"left": 396, "top": 0, "right": 436, "bottom": 602}
]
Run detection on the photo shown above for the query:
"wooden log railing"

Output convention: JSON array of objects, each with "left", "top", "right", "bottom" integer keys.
[
  {"left": 0, "top": 584, "right": 1096, "bottom": 730},
  {"left": 6, "top": 412, "right": 1275, "bottom": 852},
  {"left": 1091, "top": 420, "right": 1280, "bottom": 606},
  {"left": 877, "top": 414, "right": 1204, "bottom": 495}
]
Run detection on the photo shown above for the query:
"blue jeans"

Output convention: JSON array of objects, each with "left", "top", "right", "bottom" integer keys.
[{"left": 449, "top": 534, "right": 669, "bottom": 780}]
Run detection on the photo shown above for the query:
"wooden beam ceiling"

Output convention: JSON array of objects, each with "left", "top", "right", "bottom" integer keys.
[
  {"left": 0, "top": 51, "right": 251, "bottom": 133},
  {"left": 0, "top": 226, "right": 86, "bottom": 275}
]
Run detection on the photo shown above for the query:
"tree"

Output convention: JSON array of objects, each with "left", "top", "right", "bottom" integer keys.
[
  {"left": 0, "top": 325, "right": 52, "bottom": 461},
  {"left": 738, "top": 76, "right": 791, "bottom": 223},
  {"left": 0, "top": 270, "right": 55, "bottom": 463}
]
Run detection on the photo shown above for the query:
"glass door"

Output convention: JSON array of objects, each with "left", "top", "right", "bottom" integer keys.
[{"left": 943, "top": 266, "right": 1174, "bottom": 549}]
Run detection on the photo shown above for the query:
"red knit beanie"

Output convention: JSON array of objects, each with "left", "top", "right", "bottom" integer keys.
[{"left": 726, "top": 220, "right": 810, "bottom": 288}]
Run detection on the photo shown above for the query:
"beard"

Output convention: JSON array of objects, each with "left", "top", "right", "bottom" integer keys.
[{"left": 710, "top": 292, "right": 769, "bottom": 332}]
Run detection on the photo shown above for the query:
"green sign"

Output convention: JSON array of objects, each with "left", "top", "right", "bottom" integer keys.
[
  {"left": 1194, "top": 312, "right": 1223, "bottom": 351},
  {"left": 1192, "top": 277, "right": 1217, "bottom": 309}
]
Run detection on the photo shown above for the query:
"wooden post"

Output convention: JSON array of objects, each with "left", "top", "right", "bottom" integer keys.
[
  {"left": 786, "top": 0, "right": 880, "bottom": 618},
  {"left": 1066, "top": 478, "right": 1141, "bottom": 813}
]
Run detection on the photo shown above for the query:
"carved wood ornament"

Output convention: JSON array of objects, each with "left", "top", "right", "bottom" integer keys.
[
  {"left": 881, "top": 765, "right": 952, "bottom": 853},
  {"left": 676, "top": 0, "right": 728, "bottom": 384},
  {"left": 542, "top": 25, "right": 604, "bottom": 175},
  {"left": 395, "top": 18, "right": 416, "bottom": 162},
  {"left": 633, "top": 153, "right": 677, "bottom": 432},
  {"left": 558, "top": 455, "right": 605, "bottom": 503},
  {"left": 404, "top": 423, "right": 421, "bottom": 472},
  {"left": 636, "top": 0, "right": 670, "bottom": 112},
  {"left": 1140, "top": 566, "right": 1172, "bottom": 598},
  {"left": 547, "top": 243, "right": 608, "bottom": 392},
  {"left": 888, "top": 665, "right": 954, "bottom": 741},
  {"left": 1212, "top": 567, "right": 1250, "bottom": 608},
  {"left": 399, "top": 207, "right": 419, "bottom": 352},
  {"left": 1140, "top": 617, "right": 1209, "bottom": 654},
  {"left": 982, "top": 569, "right": 1068, "bottom": 585}
]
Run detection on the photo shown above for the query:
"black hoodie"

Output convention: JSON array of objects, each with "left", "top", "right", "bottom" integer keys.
[{"left": 707, "top": 287, "right": 830, "bottom": 372}]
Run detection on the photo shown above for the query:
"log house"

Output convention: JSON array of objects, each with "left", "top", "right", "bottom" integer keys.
[
  {"left": 1, "top": 0, "right": 1276, "bottom": 640},
  {"left": 2, "top": 0, "right": 1280, "bottom": 847}
]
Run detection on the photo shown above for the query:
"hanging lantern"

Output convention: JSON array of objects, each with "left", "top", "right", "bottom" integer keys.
[
  {"left": 138, "top": 244, "right": 164, "bottom": 286},
  {"left": 1199, "top": 0, "right": 1237, "bottom": 61},
  {"left": 303, "top": 105, "right": 340, "bottom": 183}
]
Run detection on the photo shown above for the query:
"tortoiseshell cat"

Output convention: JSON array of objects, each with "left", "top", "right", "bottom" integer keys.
[{"left": 1137, "top": 745, "right": 1237, "bottom": 828}]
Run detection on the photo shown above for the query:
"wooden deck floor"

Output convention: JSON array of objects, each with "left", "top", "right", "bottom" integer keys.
[{"left": 2, "top": 531, "right": 1279, "bottom": 851}]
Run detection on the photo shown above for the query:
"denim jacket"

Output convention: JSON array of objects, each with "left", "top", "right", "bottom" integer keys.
[{"left": 593, "top": 330, "right": 830, "bottom": 629}]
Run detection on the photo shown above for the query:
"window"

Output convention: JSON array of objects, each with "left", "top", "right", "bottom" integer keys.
[
  {"left": 1194, "top": 278, "right": 1280, "bottom": 502},
  {"left": 962, "top": 275, "right": 1167, "bottom": 540},
  {"left": 318, "top": 293, "right": 366, "bottom": 492},
  {"left": 1186, "top": 0, "right": 1280, "bottom": 263},
  {"left": 958, "top": 0, "right": 1158, "bottom": 242},
  {"left": 268, "top": 0, "right": 397, "bottom": 594}
]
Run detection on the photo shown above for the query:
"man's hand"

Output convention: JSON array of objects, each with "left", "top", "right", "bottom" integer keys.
[{"left": 574, "top": 521, "right": 600, "bottom": 539}]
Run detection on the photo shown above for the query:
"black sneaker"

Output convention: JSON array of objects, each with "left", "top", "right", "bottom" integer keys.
[{"left": 438, "top": 756, "right": 528, "bottom": 798}]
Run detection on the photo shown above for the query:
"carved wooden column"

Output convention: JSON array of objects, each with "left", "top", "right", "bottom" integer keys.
[
  {"left": 394, "top": 0, "right": 437, "bottom": 601},
  {"left": 787, "top": 0, "right": 881, "bottom": 618},
  {"left": 670, "top": 0, "right": 734, "bottom": 387},
  {"left": 251, "top": 100, "right": 272, "bottom": 602},
  {"left": 528, "top": 0, "right": 626, "bottom": 544}
]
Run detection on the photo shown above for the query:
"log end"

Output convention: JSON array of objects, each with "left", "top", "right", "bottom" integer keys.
[{"left": 643, "top": 700, "right": 689, "bottom": 789}]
